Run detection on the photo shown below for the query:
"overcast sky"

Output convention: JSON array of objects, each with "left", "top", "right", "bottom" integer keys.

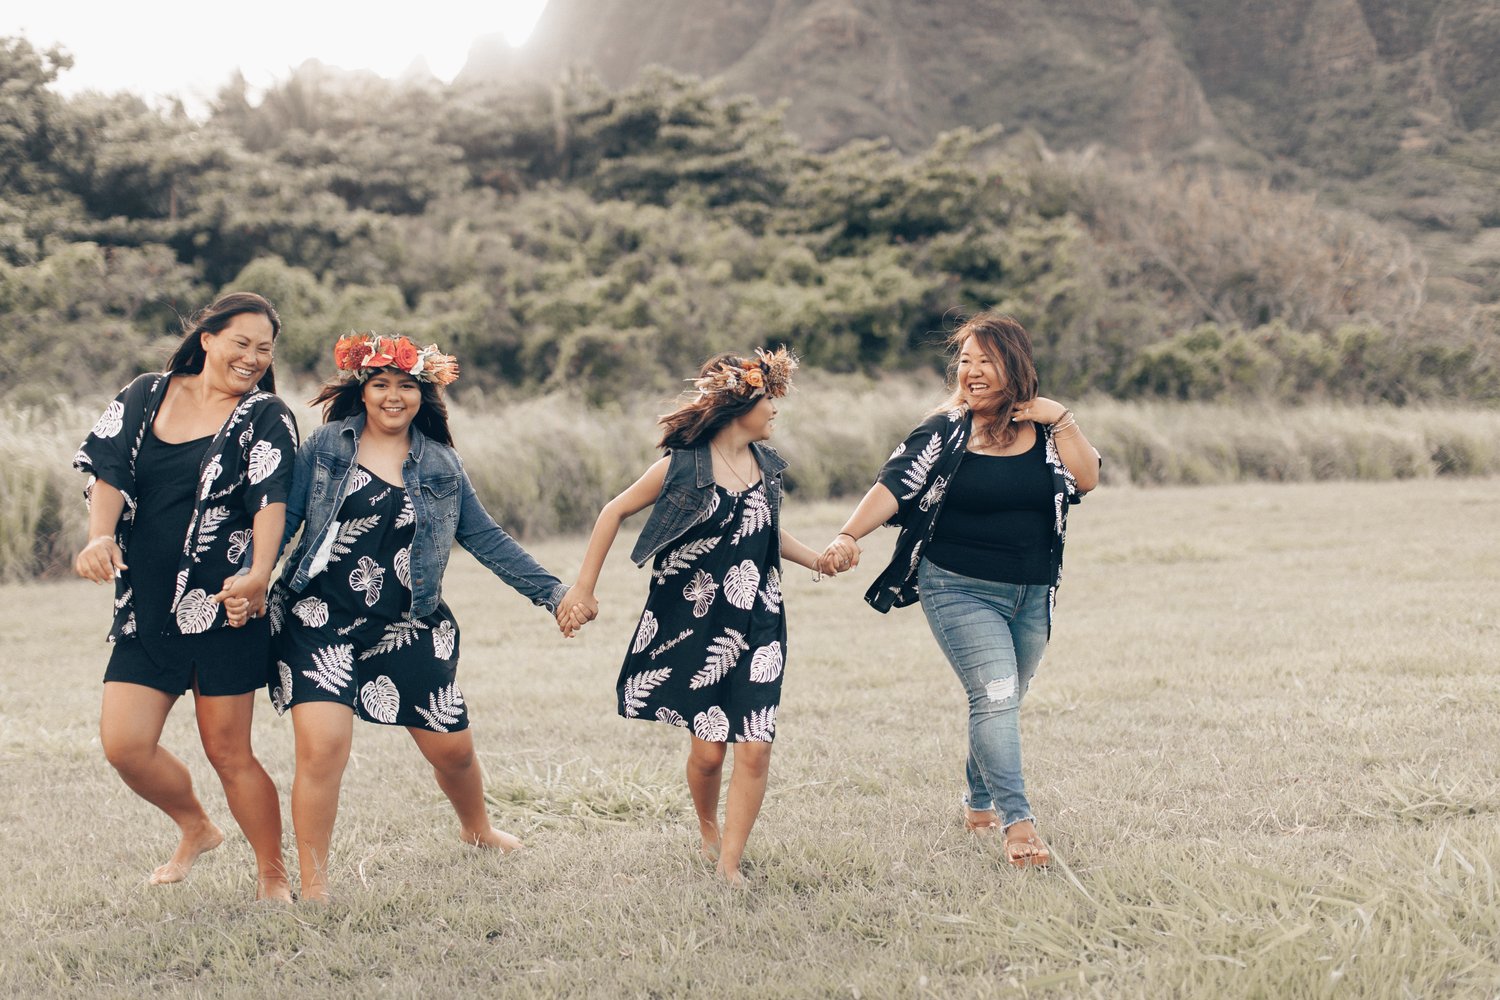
[{"left": 5, "top": 1, "right": 550, "bottom": 108}]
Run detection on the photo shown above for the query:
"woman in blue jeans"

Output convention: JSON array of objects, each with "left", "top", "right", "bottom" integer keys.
[
  {"left": 819, "top": 312, "right": 1099, "bottom": 867},
  {"left": 267, "top": 333, "right": 586, "bottom": 901}
]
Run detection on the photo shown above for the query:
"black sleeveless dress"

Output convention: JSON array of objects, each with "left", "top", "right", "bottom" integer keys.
[
  {"left": 104, "top": 428, "right": 272, "bottom": 696},
  {"left": 615, "top": 480, "right": 786, "bottom": 743},
  {"left": 270, "top": 466, "right": 466, "bottom": 733}
]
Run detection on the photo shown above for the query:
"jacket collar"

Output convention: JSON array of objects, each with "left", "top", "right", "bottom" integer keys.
[
  {"left": 691, "top": 439, "right": 785, "bottom": 488},
  {"left": 336, "top": 411, "right": 428, "bottom": 462}
]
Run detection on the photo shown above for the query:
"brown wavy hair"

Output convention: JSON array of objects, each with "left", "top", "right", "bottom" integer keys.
[
  {"left": 657, "top": 352, "right": 764, "bottom": 451},
  {"left": 934, "top": 311, "right": 1039, "bottom": 451},
  {"left": 164, "top": 291, "right": 282, "bottom": 393},
  {"left": 310, "top": 371, "right": 454, "bottom": 447}
]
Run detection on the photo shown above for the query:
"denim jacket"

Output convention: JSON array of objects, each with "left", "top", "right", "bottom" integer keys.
[
  {"left": 629, "top": 441, "right": 787, "bottom": 567},
  {"left": 278, "top": 413, "right": 567, "bottom": 617}
]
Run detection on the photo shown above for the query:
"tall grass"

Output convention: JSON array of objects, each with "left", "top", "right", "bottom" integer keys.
[{"left": 8, "top": 384, "right": 1499, "bottom": 580}]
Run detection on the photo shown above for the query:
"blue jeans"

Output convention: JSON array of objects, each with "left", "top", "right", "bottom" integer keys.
[{"left": 918, "top": 559, "right": 1050, "bottom": 828}]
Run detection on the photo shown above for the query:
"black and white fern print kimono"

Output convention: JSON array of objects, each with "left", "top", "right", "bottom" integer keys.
[
  {"left": 74, "top": 372, "right": 298, "bottom": 642},
  {"left": 269, "top": 466, "right": 467, "bottom": 733},
  {"left": 864, "top": 408, "right": 1086, "bottom": 633},
  {"left": 616, "top": 480, "right": 785, "bottom": 743}
]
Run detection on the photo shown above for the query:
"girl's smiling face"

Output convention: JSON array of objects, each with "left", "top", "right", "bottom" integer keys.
[{"left": 362, "top": 370, "right": 422, "bottom": 435}]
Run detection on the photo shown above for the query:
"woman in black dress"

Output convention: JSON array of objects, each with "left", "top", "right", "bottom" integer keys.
[
  {"left": 559, "top": 349, "right": 830, "bottom": 886},
  {"left": 74, "top": 292, "right": 298, "bottom": 901}
]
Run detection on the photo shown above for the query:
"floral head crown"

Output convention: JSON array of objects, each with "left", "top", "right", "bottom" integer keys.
[
  {"left": 692, "top": 346, "right": 798, "bottom": 400},
  {"left": 333, "top": 333, "right": 460, "bottom": 386}
]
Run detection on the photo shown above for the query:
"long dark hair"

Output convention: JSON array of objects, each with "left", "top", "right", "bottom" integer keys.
[
  {"left": 657, "top": 352, "right": 762, "bottom": 451},
  {"left": 310, "top": 372, "right": 455, "bottom": 447},
  {"left": 165, "top": 292, "right": 282, "bottom": 392},
  {"left": 935, "top": 311, "right": 1040, "bottom": 450}
]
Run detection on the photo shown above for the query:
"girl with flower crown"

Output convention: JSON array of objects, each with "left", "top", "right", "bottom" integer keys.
[
  {"left": 557, "top": 348, "right": 829, "bottom": 886},
  {"left": 268, "top": 333, "right": 585, "bottom": 902}
]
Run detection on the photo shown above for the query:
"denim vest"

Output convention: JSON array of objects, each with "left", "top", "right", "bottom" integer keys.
[
  {"left": 278, "top": 414, "right": 566, "bottom": 616},
  {"left": 629, "top": 441, "right": 787, "bottom": 567}
]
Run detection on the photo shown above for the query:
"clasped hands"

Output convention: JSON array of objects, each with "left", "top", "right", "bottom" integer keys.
[
  {"left": 555, "top": 585, "right": 598, "bottom": 639},
  {"left": 816, "top": 533, "right": 861, "bottom": 578}
]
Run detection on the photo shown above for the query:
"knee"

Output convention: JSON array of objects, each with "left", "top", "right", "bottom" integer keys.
[
  {"left": 687, "top": 744, "right": 726, "bottom": 776},
  {"left": 101, "top": 732, "right": 153, "bottom": 775},
  {"left": 733, "top": 743, "right": 772, "bottom": 780},
  {"left": 296, "top": 738, "right": 351, "bottom": 780},
  {"left": 426, "top": 743, "right": 475, "bottom": 775},
  {"left": 201, "top": 734, "right": 256, "bottom": 776}
]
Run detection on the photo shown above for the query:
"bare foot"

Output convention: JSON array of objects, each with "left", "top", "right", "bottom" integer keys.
[
  {"left": 256, "top": 872, "right": 293, "bottom": 904},
  {"left": 299, "top": 882, "right": 333, "bottom": 905},
  {"left": 464, "top": 827, "right": 524, "bottom": 852},
  {"left": 715, "top": 863, "right": 746, "bottom": 888},
  {"left": 698, "top": 821, "right": 721, "bottom": 863},
  {"left": 149, "top": 821, "right": 224, "bottom": 885}
]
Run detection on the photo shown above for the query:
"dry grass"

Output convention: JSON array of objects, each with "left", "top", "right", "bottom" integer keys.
[{"left": 3, "top": 478, "right": 1500, "bottom": 998}]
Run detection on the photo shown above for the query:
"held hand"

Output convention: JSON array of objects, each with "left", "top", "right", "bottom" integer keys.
[
  {"left": 1011, "top": 396, "right": 1068, "bottom": 425},
  {"left": 818, "top": 535, "right": 860, "bottom": 577},
  {"left": 75, "top": 535, "right": 126, "bottom": 584},
  {"left": 215, "top": 572, "right": 268, "bottom": 628},
  {"left": 556, "top": 585, "right": 599, "bottom": 639}
]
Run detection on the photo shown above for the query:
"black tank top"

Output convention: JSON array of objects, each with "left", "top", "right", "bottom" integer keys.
[{"left": 923, "top": 430, "right": 1053, "bottom": 584}]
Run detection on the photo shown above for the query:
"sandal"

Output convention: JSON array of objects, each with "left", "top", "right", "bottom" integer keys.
[
  {"left": 1004, "top": 824, "right": 1051, "bottom": 868},
  {"left": 964, "top": 807, "right": 1000, "bottom": 835}
]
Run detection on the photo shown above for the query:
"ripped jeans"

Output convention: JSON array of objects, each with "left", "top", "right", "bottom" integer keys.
[{"left": 918, "top": 559, "right": 1050, "bottom": 829}]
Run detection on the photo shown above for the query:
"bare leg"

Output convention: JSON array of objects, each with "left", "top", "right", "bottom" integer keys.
[
  {"left": 717, "top": 742, "right": 772, "bottom": 886},
  {"left": 195, "top": 689, "right": 289, "bottom": 902},
  {"left": 99, "top": 682, "right": 224, "bottom": 884},
  {"left": 685, "top": 736, "right": 727, "bottom": 862},
  {"left": 290, "top": 702, "right": 354, "bottom": 902},
  {"left": 407, "top": 727, "right": 522, "bottom": 851}
]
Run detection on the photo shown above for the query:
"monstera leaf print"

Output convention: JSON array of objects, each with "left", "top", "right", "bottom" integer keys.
[
  {"left": 414, "top": 683, "right": 465, "bottom": 733},
  {"left": 651, "top": 537, "right": 720, "bottom": 583},
  {"left": 749, "top": 641, "right": 784, "bottom": 683},
  {"left": 359, "top": 675, "right": 400, "bottom": 724},
  {"left": 92, "top": 400, "right": 125, "bottom": 439},
  {"left": 394, "top": 545, "right": 412, "bottom": 589},
  {"left": 199, "top": 455, "right": 223, "bottom": 500},
  {"left": 682, "top": 570, "right": 717, "bottom": 618},
  {"left": 271, "top": 660, "right": 294, "bottom": 714},
  {"left": 692, "top": 706, "right": 730, "bottom": 742},
  {"left": 238, "top": 426, "right": 254, "bottom": 449},
  {"left": 759, "top": 567, "right": 782, "bottom": 614},
  {"left": 346, "top": 468, "right": 372, "bottom": 496},
  {"left": 631, "top": 611, "right": 659, "bottom": 653},
  {"left": 292, "top": 596, "right": 330, "bottom": 628},
  {"left": 359, "top": 614, "right": 428, "bottom": 660},
  {"left": 394, "top": 494, "right": 415, "bottom": 528},
  {"left": 302, "top": 642, "right": 355, "bottom": 694},
  {"left": 738, "top": 705, "right": 777, "bottom": 742},
  {"left": 621, "top": 667, "right": 672, "bottom": 717},
  {"left": 247, "top": 440, "right": 281, "bottom": 485},
  {"left": 655, "top": 708, "right": 687, "bottom": 728},
  {"left": 175, "top": 589, "right": 218, "bottom": 634},
  {"left": 226, "top": 529, "right": 252, "bottom": 564},
  {"left": 899, "top": 433, "right": 941, "bottom": 500},
  {"left": 723, "top": 560, "right": 761, "bottom": 610},
  {"left": 432, "top": 620, "right": 456, "bottom": 660},
  {"left": 348, "top": 556, "right": 384, "bottom": 607},
  {"left": 731, "top": 488, "right": 770, "bottom": 544},
  {"left": 328, "top": 515, "right": 381, "bottom": 562},
  {"left": 690, "top": 627, "right": 749, "bottom": 689}
]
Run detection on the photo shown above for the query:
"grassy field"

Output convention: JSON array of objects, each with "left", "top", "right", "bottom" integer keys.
[{"left": 3, "top": 479, "right": 1500, "bottom": 998}]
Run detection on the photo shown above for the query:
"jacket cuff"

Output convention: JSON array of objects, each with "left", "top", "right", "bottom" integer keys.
[{"left": 544, "top": 581, "right": 569, "bottom": 614}]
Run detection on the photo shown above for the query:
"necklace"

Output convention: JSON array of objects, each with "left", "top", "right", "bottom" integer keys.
[{"left": 710, "top": 441, "right": 757, "bottom": 490}]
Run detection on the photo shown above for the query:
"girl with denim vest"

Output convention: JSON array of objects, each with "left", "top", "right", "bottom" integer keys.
[
  {"left": 269, "top": 334, "right": 578, "bottom": 902},
  {"left": 558, "top": 348, "right": 828, "bottom": 886}
]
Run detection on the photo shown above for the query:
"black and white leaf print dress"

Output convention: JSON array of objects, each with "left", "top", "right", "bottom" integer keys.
[
  {"left": 616, "top": 481, "right": 786, "bottom": 743},
  {"left": 271, "top": 467, "right": 467, "bottom": 733}
]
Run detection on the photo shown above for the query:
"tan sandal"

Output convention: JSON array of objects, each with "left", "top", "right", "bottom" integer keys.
[
  {"left": 1004, "top": 824, "right": 1051, "bottom": 868},
  {"left": 964, "top": 807, "right": 1000, "bottom": 835}
]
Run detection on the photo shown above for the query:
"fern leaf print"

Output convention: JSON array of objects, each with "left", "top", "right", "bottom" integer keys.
[
  {"left": 414, "top": 683, "right": 465, "bottom": 733},
  {"left": 690, "top": 627, "right": 749, "bottom": 689},
  {"left": 622, "top": 667, "right": 673, "bottom": 717}
]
